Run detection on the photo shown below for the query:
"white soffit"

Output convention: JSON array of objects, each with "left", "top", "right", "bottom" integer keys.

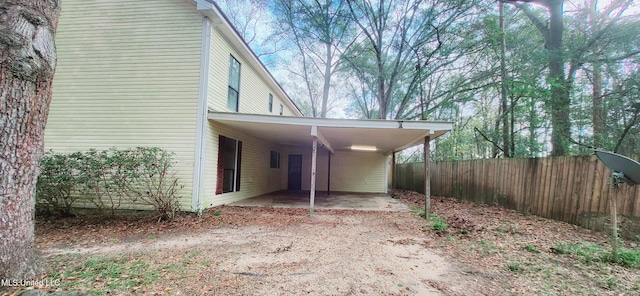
[{"left": 208, "top": 112, "right": 453, "bottom": 154}]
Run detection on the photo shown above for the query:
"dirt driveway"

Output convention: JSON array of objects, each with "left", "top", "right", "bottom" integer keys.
[{"left": 34, "top": 207, "right": 481, "bottom": 295}]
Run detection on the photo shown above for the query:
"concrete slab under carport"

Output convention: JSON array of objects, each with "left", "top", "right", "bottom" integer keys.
[{"left": 230, "top": 191, "right": 410, "bottom": 212}]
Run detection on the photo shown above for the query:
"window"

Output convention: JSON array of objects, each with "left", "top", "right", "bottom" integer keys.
[
  {"left": 268, "top": 94, "right": 273, "bottom": 113},
  {"left": 270, "top": 151, "right": 280, "bottom": 168},
  {"left": 216, "top": 136, "right": 242, "bottom": 194},
  {"left": 279, "top": 104, "right": 283, "bottom": 116},
  {"left": 227, "top": 55, "right": 241, "bottom": 112}
]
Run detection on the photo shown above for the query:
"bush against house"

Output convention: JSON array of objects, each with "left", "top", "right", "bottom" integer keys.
[{"left": 37, "top": 147, "right": 182, "bottom": 220}]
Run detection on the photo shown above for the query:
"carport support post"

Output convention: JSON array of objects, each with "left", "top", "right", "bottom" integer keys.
[
  {"left": 310, "top": 138, "right": 318, "bottom": 216},
  {"left": 392, "top": 152, "right": 396, "bottom": 190},
  {"left": 424, "top": 136, "right": 431, "bottom": 219},
  {"left": 327, "top": 151, "right": 331, "bottom": 195}
]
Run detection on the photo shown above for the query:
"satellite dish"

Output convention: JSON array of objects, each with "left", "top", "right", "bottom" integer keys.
[{"left": 595, "top": 150, "right": 640, "bottom": 186}]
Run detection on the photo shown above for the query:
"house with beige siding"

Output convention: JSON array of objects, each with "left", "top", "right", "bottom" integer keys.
[{"left": 45, "top": 0, "right": 453, "bottom": 213}]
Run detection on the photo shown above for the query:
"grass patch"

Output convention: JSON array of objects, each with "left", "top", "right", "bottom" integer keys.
[
  {"left": 619, "top": 248, "right": 640, "bottom": 268},
  {"left": 430, "top": 216, "right": 448, "bottom": 232},
  {"left": 551, "top": 242, "right": 640, "bottom": 268},
  {"left": 507, "top": 263, "right": 522, "bottom": 273},
  {"left": 495, "top": 223, "right": 520, "bottom": 234},
  {"left": 48, "top": 255, "right": 161, "bottom": 293},
  {"left": 524, "top": 245, "right": 539, "bottom": 253},
  {"left": 602, "top": 247, "right": 640, "bottom": 268},
  {"left": 606, "top": 278, "right": 617, "bottom": 289},
  {"left": 410, "top": 206, "right": 447, "bottom": 232},
  {"left": 410, "top": 206, "right": 426, "bottom": 219},
  {"left": 479, "top": 240, "right": 497, "bottom": 255}
]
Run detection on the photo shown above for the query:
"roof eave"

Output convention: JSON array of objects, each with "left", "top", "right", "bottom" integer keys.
[
  {"left": 192, "top": 0, "right": 304, "bottom": 117},
  {"left": 208, "top": 111, "right": 453, "bottom": 154}
]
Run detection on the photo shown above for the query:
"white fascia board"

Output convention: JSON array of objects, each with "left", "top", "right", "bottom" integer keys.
[
  {"left": 193, "top": 0, "right": 220, "bottom": 22},
  {"left": 400, "top": 120, "right": 454, "bottom": 131},
  {"left": 194, "top": 0, "right": 214, "bottom": 10},
  {"left": 310, "top": 125, "right": 335, "bottom": 154},
  {"left": 384, "top": 130, "right": 449, "bottom": 155},
  {"left": 209, "top": 112, "right": 454, "bottom": 131}
]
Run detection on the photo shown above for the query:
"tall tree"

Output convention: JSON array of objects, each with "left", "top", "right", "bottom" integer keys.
[
  {"left": 215, "top": 0, "right": 285, "bottom": 62},
  {"left": 503, "top": 0, "right": 569, "bottom": 156},
  {"left": 499, "top": 1, "right": 510, "bottom": 157},
  {"left": 0, "top": 0, "right": 60, "bottom": 279},
  {"left": 345, "top": 0, "right": 475, "bottom": 120},
  {"left": 504, "top": 0, "right": 637, "bottom": 155},
  {"left": 274, "top": 0, "right": 353, "bottom": 118},
  {"left": 578, "top": 0, "right": 638, "bottom": 149}
]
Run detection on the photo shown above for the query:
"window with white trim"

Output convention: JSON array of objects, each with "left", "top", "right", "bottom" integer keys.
[{"left": 227, "top": 55, "right": 241, "bottom": 112}]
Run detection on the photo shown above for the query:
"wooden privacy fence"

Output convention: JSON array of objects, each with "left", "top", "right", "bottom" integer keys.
[{"left": 395, "top": 155, "right": 640, "bottom": 239}]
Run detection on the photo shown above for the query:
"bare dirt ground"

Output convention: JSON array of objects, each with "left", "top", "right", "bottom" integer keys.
[
  {"left": 3, "top": 191, "right": 639, "bottom": 295},
  {"left": 22, "top": 206, "right": 482, "bottom": 295}
]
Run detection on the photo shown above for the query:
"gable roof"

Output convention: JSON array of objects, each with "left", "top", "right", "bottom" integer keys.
[{"left": 193, "top": 0, "right": 303, "bottom": 117}]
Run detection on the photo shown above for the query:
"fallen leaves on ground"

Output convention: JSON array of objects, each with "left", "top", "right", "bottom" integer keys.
[
  {"left": 7, "top": 193, "right": 638, "bottom": 295},
  {"left": 391, "top": 189, "right": 640, "bottom": 295}
]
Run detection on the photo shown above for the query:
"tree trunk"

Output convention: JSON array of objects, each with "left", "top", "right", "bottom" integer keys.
[
  {"left": 499, "top": 2, "right": 510, "bottom": 157},
  {"left": 589, "top": 0, "right": 604, "bottom": 149},
  {"left": 508, "top": 0, "right": 570, "bottom": 155},
  {"left": 0, "top": 0, "right": 60, "bottom": 280},
  {"left": 375, "top": 40, "right": 388, "bottom": 120},
  {"left": 320, "top": 42, "right": 332, "bottom": 118},
  {"left": 528, "top": 97, "right": 540, "bottom": 156},
  {"left": 546, "top": 0, "right": 570, "bottom": 156}
]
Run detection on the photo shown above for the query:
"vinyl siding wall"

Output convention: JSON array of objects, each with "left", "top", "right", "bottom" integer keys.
[
  {"left": 201, "top": 125, "right": 387, "bottom": 207},
  {"left": 45, "top": 0, "right": 203, "bottom": 210},
  {"left": 280, "top": 148, "right": 387, "bottom": 193},
  {"left": 202, "top": 122, "right": 286, "bottom": 207},
  {"left": 207, "top": 27, "right": 296, "bottom": 116},
  {"left": 201, "top": 22, "right": 302, "bottom": 208}
]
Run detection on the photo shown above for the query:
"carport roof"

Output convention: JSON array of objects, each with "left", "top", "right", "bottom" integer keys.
[{"left": 208, "top": 112, "right": 453, "bottom": 155}]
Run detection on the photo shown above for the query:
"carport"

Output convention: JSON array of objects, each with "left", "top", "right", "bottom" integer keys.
[{"left": 209, "top": 112, "right": 453, "bottom": 215}]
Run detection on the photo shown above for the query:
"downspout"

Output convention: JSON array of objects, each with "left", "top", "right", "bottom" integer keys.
[{"left": 192, "top": 17, "right": 213, "bottom": 215}]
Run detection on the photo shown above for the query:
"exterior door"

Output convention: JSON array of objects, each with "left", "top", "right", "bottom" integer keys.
[{"left": 288, "top": 154, "right": 302, "bottom": 190}]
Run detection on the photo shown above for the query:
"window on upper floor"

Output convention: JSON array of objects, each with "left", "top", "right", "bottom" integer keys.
[
  {"left": 269, "top": 94, "right": 273, "bottom": 113},
  {"left": 279, "top": 104, "right": 283, "bottom": 116},
  {"left": 227, "top": 55, "right": 241, "bottom": 112}
]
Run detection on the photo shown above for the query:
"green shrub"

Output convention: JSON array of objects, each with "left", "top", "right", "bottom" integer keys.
[
  {"left": 36, "top": 147, "right": 182, "bottom": 220},
  {"left": 111, "top": 147, "right": 182, "bottom": 220},
  {"left": 36, "top": 151, "right": 83, "bottom": 216}
]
